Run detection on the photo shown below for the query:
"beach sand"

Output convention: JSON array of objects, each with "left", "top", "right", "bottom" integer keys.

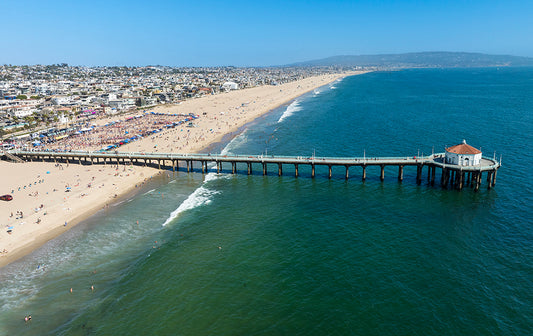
[{"left": 0, "top": 71, "right": 367, "bottom": 267}]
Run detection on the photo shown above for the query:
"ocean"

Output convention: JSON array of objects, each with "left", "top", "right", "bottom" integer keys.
[{"left": 1, "top": 68, "right": 532, "bottom": 335}]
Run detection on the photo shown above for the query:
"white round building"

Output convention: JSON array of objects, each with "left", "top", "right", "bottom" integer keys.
[{"left": 445, "top": 140, "right": 482, "bottom": 166}]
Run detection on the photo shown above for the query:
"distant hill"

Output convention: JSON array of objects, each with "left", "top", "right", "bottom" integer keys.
[{"left": 287, "top": 52, "right": 533, "bottom": 68}]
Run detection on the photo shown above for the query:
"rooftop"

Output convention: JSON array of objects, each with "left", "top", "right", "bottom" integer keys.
[{"left": 446, "top": 140, "right": 481, "bottom": 155}]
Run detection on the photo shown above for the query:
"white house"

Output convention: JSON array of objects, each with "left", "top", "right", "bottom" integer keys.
[
  {"left": 52, "top": 96, "right": 71, "bottom": 106},
  {"left": 445, "top": 140, "right": 482, "bottom": 166},
  {"left": 222, "top": 81, "right": 239, "bottom": 91}
]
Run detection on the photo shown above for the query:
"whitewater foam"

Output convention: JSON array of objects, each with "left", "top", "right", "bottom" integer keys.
[
  {"left": 162, "top": 174, "right": 220, "bottom": 226},
  {"left": 0, "top": 266, "right": 39, "bottom": 311},
  {"left": 162, "top": 127, "right": 253, "bottom": 226},
  {"left": 143, "top": 189, "right": 156, "bottom": 195},
  {"left": 278, "top": 100, "right": 301, "bottom": 123},
  {"left": 220, "top": 130, "right": 249, "bottom": 155}
]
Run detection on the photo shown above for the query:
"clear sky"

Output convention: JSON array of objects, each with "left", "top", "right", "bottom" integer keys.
[{"left": 1, "top": 0, "right": 532, "bottom": 66}]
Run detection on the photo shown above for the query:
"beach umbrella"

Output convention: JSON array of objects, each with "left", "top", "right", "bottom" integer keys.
[{"left": 46, "top": 171, "right": 50, "bottom": 174}]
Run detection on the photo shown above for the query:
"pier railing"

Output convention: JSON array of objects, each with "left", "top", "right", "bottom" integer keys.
[{"left": 4, "top": 150, "right": 501, "bottom": 191}]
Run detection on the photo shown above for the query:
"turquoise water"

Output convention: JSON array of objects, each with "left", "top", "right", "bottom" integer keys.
[{"left": 1, "top": 68, "right": 532, "bottom": 335}]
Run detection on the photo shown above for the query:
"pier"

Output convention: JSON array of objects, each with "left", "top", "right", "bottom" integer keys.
[{"left": 3, "top": 150, "right": 501, "bottom": 191}]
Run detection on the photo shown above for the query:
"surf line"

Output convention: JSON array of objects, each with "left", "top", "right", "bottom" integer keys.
[{"left": 162, "top": 130, "right": 248, "bottom": 226}]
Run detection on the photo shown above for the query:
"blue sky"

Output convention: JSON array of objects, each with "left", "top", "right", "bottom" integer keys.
[{"left": 1, "top": 0, "right": 532, "bottom": 66}]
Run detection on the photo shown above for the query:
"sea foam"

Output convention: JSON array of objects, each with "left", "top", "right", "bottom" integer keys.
[
  {"left": 220, "top": 129, "right": 248, "bottom": 155},
  {"left": 162, "top": 172, "right": 221, "bottom": 227},
  {"left": 161, "top": 131, "right": 249, "bottom": 226},
  {"left": 143, "top": 188, "right": 156, "bottom": 195},
  {"left": 278, "top": 100, "right": 301, "bottom": 123}
]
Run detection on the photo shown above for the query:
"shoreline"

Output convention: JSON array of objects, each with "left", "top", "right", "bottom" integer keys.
[{"left": 0, "top": 71, "right": 368, "bottom": 268}]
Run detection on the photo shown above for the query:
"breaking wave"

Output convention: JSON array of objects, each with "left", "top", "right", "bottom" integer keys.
[
  {"left": 162, "top": 173, "right": 219, "bottom": 226},
  {"left": 162, "top": 128, "right": 251, "bottom": 226},
  {"left": 220, "top": 130, "right": 248, "bottom": 155},
  {"left": 278, "top": 100, "right": 301, "bottom": 123}
]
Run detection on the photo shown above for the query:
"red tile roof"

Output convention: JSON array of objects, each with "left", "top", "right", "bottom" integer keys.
[{"left": 446, "top": 143, "right": 481, "bottom": 155}]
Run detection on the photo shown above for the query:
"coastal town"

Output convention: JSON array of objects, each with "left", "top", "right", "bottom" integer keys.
[
  {"left": 0, "top": 0, "right": 529, "bottom": 333},
  {"left": 0, "top": 69, "right": 357, "bottom": 268},
  {"left": 0, "top": 64, "right": 352, "bottom": 144}
]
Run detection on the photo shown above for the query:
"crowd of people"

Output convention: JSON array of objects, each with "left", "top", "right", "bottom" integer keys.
[{"left": 35, "top": 113, "right": 198, "bottom": 152}]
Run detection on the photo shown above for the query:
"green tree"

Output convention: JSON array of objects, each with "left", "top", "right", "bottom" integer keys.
[
  {"left": 16, "top": 94, "right": 28, "bottom": 100},
  {"left": 23, "top": 116, "right": 36, "bottom": 129}
]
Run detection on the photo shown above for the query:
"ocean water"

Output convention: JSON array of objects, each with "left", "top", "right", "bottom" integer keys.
[{"left": 1, "top": 68, "right": 532, "bottom": 335}]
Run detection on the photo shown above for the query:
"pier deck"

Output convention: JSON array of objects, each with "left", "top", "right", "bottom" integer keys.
[{"left": 3, "top": 150, "right": 501, "bottom": 191}]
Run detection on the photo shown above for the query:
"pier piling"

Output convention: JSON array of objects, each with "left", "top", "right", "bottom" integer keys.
[
  {"left": 8, "top": 151, "right": 500, "bottom": 191},
  {"left": 416, "top": 165, "right": 422, "bottom": 185}
]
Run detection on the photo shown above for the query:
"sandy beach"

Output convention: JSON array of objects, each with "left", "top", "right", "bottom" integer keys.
[{"left": 0, "top": 71, "right": 367, "bottom": 267}]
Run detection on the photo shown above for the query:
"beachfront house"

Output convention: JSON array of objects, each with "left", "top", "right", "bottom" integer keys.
[
  {"left": 445, "top": 140, "right": 482, "bottom": 166},
  {"left": 222, "top": 81, "right": 239, "bottom": 91}
]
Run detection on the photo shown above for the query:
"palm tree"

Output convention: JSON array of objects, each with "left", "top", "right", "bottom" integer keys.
[{"left": 23, "top": 116, "right": 36, "bottom": 130}]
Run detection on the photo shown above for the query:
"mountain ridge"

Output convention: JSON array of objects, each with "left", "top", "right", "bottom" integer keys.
[{"left": 285, "top": 52, "right": 533, "bottom": 68}]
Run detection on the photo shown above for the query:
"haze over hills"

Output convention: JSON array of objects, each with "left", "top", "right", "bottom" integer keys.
[{"left": 287, "top": 52, "right": 533, "bottom": 68}]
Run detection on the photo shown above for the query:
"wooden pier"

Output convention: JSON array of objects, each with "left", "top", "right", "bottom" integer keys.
[{"left": 3, "top": 150, "right": 501, "bottom": 191}]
